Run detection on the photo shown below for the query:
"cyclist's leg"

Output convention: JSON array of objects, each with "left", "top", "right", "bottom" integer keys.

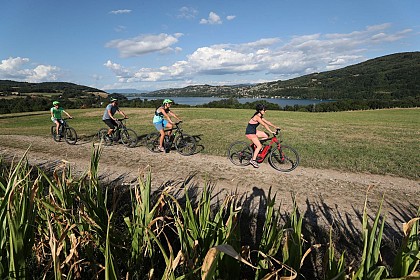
[
  {"left": 164, "top": 120, "right": 172, "bottom": 136},
  {"left": 51, "top": 117, "right": 60, "bottom": 139},
  {"left": 246, "top": 134, "right": 262, "bottom": 161},
  {"left": 103, "top": 119, "right": 116, "bottom": 137},
  {"left": 256, "top": 130, "right": 269, "bottom": 140},
  {"left": 56, "top": 119, "right": 63, "bottom": 137},
  {"left": 154, "top": 121, "right": 166, "bottom": 151}
]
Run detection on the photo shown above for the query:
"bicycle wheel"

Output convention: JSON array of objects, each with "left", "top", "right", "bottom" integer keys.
[
  {"left": 268, "top": 145, "right": 300, "bottom": 172},
  {"left": 96, "top": 128, "right": 113, "bottom": 146},
  {"left": 64, "top": 127, "right": 77, "bottom": 145},
  {"left": 174, "top": 134, "right": 196, "bottom": 156},
  {"left": 227, "top": 141, "right": 252, "bottom": 166},
  {"left": 121, "top": 128, "right": 138, "bottom": 148},
  {"left": 51, "top": 126, "right": 60, "bottom": 142},
  {"left": 145, "top": 132, "right": 161, "bottom": 153}
]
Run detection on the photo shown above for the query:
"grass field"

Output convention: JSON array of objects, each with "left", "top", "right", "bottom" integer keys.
[{"left": 0, "top": 107, "right": 419, "bottom": 179}]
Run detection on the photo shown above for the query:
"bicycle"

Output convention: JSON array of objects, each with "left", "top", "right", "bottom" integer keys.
[
  {"left": 51, "top": 118, "right": 77, "bottom": 145},
  {"left": 97, "top": 118, "right": 138, "bottom": 148},
  {"left": 227, "top": 128, "right": 299, "bottom": 172},
  {"left": 145, "top": 121, "right": 196, "bottom": 156}
]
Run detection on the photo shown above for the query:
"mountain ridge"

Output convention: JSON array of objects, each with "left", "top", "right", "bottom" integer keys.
[
  {"left": 144, "top": 51, "right": 420, "bottom": 100},
  {"left": 1, "top": 52, "right": 419, "bottom": 100}
]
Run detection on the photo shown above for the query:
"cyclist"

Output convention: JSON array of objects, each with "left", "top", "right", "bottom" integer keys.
[
  {"left": 50, "top": 101, "right": 73, "bottom": 139},
  {"left": 153, "top": 99, "right": 182, "bottom": 152},
  {"left": 102, "top": 98, "right": 128, "bottom": 139},
  {"left": 245, "top": 104, "right": 280, "bottom": 168}
]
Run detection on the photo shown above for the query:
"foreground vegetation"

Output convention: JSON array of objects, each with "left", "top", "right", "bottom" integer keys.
[
  {"left": 0, "top": 146, "right": 419, "bottom": 279},
  {"left": 0, "top": 107, "right": 419, "bottom": 179}
]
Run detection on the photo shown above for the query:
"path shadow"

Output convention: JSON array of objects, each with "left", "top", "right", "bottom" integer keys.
[{"left": 192, "top": 134, "right": 204, "bottom": 154}]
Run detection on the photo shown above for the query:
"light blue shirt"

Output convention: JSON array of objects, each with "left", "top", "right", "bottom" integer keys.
[{"left": 102, "top": 104, "right": 118, "bottom": 120}]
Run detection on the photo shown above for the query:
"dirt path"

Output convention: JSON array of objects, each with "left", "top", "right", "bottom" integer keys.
[{"left": 1, "top": 134, "right": 419, "bottom": 234}]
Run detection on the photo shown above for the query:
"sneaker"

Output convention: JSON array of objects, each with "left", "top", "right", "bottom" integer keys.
[
  {"left": 249, "top": 160, "right": 259, "bottom": 168},
  {"left": 158, "top": 146, "right": 165, "bottom": 152}
]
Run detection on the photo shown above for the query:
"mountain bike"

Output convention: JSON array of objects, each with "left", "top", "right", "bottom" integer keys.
[
  {"left": 97, "top": 118, "right": 138, "bottom": 148},
  {"left": 227, "top": 129, "right": 299, "bottom": 172},
  {"left": 145, "top": 121, "right": 196, "bottom": 156},
  {"left": 51, "top": 118, "right": 77, "bottom": 145}
]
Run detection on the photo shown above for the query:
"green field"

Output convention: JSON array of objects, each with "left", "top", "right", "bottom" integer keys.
[{"left": 0, "top": 107, "right": 419, "bottom": 179}]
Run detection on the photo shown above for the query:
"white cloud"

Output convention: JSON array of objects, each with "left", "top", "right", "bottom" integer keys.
[
  {"left": 200, "top": 12, "right": 222, "bottom": 25},
  {"left": 106, "top": 33, "right": 183, "bottom": 58},
  {"left": 28, "top": 65, "right": 59, "bottom": 82},
  {"left": 0, "top": 57, "right": 29, "bottom": 71},
  {"left": 226, "top": 15, "right": 236, "bottom": 21},
  {"left": 0, "top": 57, "right": 60, "bottom": 82},
  {"left": 104, "top": 24, "right": 412, "bottom": 85},
  {"left": 114, "top": 25, "right": 127, "bottom": 33},
  {"left": 110, "top": 9, "right": 132, "bottom": 15},
  {"left": 104, "top": 60, "right": 131, "bottom": 80},
  {"left": 177, "top": 6, "right": 198, "bottom": 19}
]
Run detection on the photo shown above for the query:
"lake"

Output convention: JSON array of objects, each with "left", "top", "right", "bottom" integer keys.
[{"left": 128, "top": 96, "right": 332, "bottom": 107}]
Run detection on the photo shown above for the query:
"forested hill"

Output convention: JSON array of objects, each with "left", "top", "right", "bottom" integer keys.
[
  {"left": 0, "top": 80, "right": 105, "bottom": 95},
  {"left": 146, "top": 52, "right": 420, "bottom": 100}
]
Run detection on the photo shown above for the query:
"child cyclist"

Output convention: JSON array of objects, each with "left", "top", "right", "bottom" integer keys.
[
  {"left": 245, "top": 104, "right": 280, "bottom": 168},
  {"left": 153, "top": 99, "right": 182, "bottom": 152},
  {"left": 50, "top": 101, "right": 73, "bottom": 139}
]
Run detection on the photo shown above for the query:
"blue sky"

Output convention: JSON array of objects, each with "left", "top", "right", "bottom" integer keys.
[{"left": 1, "top": 0, "right": 419, "bottom": 92}]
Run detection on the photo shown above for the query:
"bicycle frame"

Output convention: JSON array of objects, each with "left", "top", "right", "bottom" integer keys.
[
  {"left": 145, "top": 121, "right": 196, "bottom": 155},
  {"left": 58, "top": 118, "right": 69, "bottom": 129},
  {"left": 163, "top": 122, "right": 182, "bottom": 147},
  {"left": 253, "top": 135, "right": 280, "bottom": 163},
  {"left": 51, "top": 118, "right": 77, "bottom": 145},
  {"left": 111, "top": 118, "right": 128, "bottom": 140}
]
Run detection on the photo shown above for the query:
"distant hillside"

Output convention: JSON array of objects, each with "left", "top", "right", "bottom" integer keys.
[
  {"left": 145, "top": 52, "right": 420, "bottom": 100},
  {"left": 0, "top": 80, "right": 106, "bottom": 97}
]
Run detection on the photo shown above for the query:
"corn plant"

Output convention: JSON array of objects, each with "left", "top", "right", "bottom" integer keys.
[
  {"left": 202, "top": 244, "right": 257, "bottom": 280},
  {"left": 323, "top": 227, "right": 346, "bottom": 280},
  {"left": 30, "top": 154, "right": 94, "bottom": 278},
  {"left": 0, "top": 151, "right": 39, "bottom": 279},
  {"left": 105, "top": 212, "right": 118, "bottom": 280},
  {"left": 392, "top": 209, "right": 420, "bottom": 278},
  {"left": 42, "top": 206, "right": 78, "bottom": 280},
  {"left": 35, "top": 144, "right": 121, "bottom": 278},
  {"left": 253, "top": 187, "right": 286, "bottom": 279},
  {"left": 164, "top": 183, "right": 241, "bottom": 279},
  {"left": 351, "top": 191, "right": 388, "bottom": 279},
  {"left": 124, "top": 169, "right": 168, "bottom": 279},
  {"left": 76, "top": 145, "right": 122, "bottom": 278},
  {"left": 282, "top": 195, "right": 304, "bottom": 277}
]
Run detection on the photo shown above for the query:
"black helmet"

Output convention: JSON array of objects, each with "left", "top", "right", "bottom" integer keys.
[{"left": 256, "top": 104, "right": 267, "bottom": 112}]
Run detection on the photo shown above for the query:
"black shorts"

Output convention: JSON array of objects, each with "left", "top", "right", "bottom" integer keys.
[{"left": 103, "top": 119, "right": 117, "bottom": 129}]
